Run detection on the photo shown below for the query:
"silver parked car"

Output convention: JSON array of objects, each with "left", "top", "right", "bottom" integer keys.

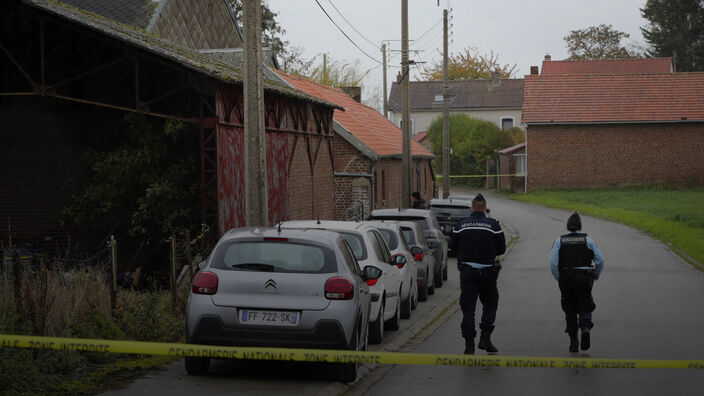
[
  {"left": 371, "top": 208, "right": 449, "bottom": 286},
  {"left": 185, "top": 227, "right": 381, "bottom": 382},
  {"left": 365, "top": 221, "right": 418, "bottom": 319},
  {"left": 396, "top": 221, "right": 436, "bottom": 302},
  {"left": 280, "top": 220, "right": 404, "bottom": 345}
]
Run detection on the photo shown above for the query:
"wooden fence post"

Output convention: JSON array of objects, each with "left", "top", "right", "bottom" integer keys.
[
  {"left": 110, "top": 235, "right": 117, "bottom": 313},
  {"left": 170, "top": 235, "right": 176, "bottom": 310}
]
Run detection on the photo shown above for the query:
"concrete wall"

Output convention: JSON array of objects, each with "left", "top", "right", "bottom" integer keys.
[{"left": 527, "top": 123, "right": 704, "bottom": 190}]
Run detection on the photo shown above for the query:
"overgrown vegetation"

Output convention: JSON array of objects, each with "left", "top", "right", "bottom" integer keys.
[
  {"left": 427, "top": 114, "right": 524, "bottom": 187},
  {"left": 512, "top": 186, "right": 704, "bottom": 268},
  {"left": 0, "top": 254, "right": 188, "bottom": 395}
]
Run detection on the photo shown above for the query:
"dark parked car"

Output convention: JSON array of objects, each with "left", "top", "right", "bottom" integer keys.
[
  {"left": 370, "top": 208, "right": 448, "bottom": 285},
  {"left": 428, "top": 197, "right": 474, "bottom": 254}
]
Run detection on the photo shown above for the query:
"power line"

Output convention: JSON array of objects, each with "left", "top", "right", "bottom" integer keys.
[
  {"left": 313, "top": 0, "right": 382, "bottom": 64},
  {"left": 411, "top": 18, "right": 442, "bottom": 48},
  {"left": 328, "top": 0, "right": 379, "bottom": 50}
]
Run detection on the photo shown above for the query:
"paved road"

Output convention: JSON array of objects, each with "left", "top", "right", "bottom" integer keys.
[
  {"left": 101, "top": 250, "right": 462, "bottom": 395},
  {"left": 352, "top": 191, "right": 704, "bottom": 396}
]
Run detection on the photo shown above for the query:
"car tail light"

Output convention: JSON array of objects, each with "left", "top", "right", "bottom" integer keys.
[
  {"left": 414, "top": 252, "right": 423, "bottom": 261},
  {"left": 192, "top": 271, "right": 218, "bottom": 295},
  {"left": 366, "top": 278, "right": 379, "bottom": 286},
  {"left": 325, "top": 277, "right": 354, "bottom": 300}
]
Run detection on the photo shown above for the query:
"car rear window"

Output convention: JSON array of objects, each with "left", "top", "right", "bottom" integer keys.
[
  {"left": 373, "top": 216, "right": 429, "bottom": 230},
  {"left": 338, "top": 232, "right": 368, "bottom": 261},
  {"left": 212, "top": 241, "right": 336, "bottom": 273},
  {"left": 376, "top": 228, "right": 399, "bottom": 250},
  {"left": 429, "top": 205, "right": 473, "bottom": 217}
]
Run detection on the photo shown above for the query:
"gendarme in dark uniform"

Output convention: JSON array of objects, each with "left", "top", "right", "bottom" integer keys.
[
  {"left": 550, "top": 212, "right": 605, "bottom": 352},
  {"left": 450, "top": 193, "right": 505, "bottom": 355}
]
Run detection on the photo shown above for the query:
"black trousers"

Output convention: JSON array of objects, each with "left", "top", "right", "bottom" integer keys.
[
  {"left": 558, "top": 270, "right": 596, "bottom": 334},
  {"left": 459, "top": 267, "right": 499, "bottom": 339}
]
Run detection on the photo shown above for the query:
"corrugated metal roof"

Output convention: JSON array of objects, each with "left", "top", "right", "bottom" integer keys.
[{"left": 522, "top": 73, "right": 704, "bottom": 124}]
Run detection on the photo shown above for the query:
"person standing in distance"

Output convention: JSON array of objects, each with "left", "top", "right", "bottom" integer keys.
[
  {"left": 411, "top": 191, "right": 426, "bottom": 209},
  {"left": 550, "top": 212, "right": 605, "bottom": 352},
  {"left": 451, "top": 193, "right": 505, "bottom": 354}
]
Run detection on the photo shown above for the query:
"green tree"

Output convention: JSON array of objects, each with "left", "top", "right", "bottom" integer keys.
[
  {"left": 564, "top": 24, "right": 639, "bottom": 59},
  {"left": 229, "top": 0, "right": 288, "bottom": 55},
  {"left": 426, "top": 115, "right": 524, "bottom": 186},
  {"left": 420, "top": 47, "right": 518, "bottom": 81},
  {"left": 641, "top": 0, "right": 704, "bottom": 71}
]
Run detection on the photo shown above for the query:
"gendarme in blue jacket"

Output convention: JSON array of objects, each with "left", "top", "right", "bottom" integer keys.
[{"left": 451, "top": 211, "right": 506, "bottom": 266}]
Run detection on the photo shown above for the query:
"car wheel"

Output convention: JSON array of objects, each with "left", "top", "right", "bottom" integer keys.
[
  {"left": 385, "top": 291, "right": 401, "bottom": 331},
  {"left": 368, "top": 299, "right": 384, "bottom": 344},
  {"left": 428, "top": 273, "right": 436, "bottom": 295},
  {"left": 400, "top": 285, "right": 412, "bottom": 319},
  {"left": 434, "top": 268, "right": 443, "bottom": 288},
  {"left": 418, "top": 279, "right": 428, "bottom": 302},
  {"left": 184, "top": 356, "right": 210, "bottom": 375},
  {"left": 335, "top": 327, "right": 359, "bottom": 383},
  {"left": 443, "top": 263, "right": 448, "bottom": 281},
  {"left": 411, "top": 283, "right": 418, "bottom": 310}
]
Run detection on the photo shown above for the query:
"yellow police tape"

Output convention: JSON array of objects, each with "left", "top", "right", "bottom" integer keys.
[{"left": 1, "top": 334, "right": 703, "bottom": 369}]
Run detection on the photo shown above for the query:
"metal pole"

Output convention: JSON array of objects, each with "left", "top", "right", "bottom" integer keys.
[
  {"left": 401, "top": 0, "right": 411, "bottom": 208},
  {"left": 243, "top": 0, "right": 269, "bottom": 227},
  {"left": 382, "top": 43, "right": 388, "bottom": 119},
  {"left": 170, "top": 236, "right": 176, "bottom": 307},
  {"left": 110, "top": 235, "right": 117, "bottom": 292},
  {"left": 442, "top": 9, "right": 450, "bottom": 199}
]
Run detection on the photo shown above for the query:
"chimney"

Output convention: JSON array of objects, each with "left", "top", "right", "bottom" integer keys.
[
  {"left": 491, "top": 70, "right": 500, "bottom": 86},
  {"left": 544, "top": 54, "right": 551, "bottom": 61},
  {"left": 530, "top": 66, "right": 539, "bottom": 75},
  {"left": 341, "top": 86, "right": 362, "bottom": 103}
]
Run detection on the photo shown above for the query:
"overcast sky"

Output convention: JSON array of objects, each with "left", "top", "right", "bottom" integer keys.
[{"left": 266, "top": 0, "right": 649, "bottom": 104}]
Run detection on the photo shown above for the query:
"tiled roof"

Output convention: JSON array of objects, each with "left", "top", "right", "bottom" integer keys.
[
  {"left": 413, "top": 131, "right": 428, "bottom": 143},
  {"left": 278, "top": 72, "right": 435, "bottom": 158},
  {"left": 27, "top": 0, "right": 337, "bottom": 109},
  {"left": 498, "top": 142, "right": 525, "bottom": 155},
  {"left": 388, "top": 79, "right": 524, "bottom": 112},
  {"left": 541, "top": 58, "right": 673, "bottom": 76},
  {"left": 522, "top": 73, "right": 704, "bottom": 124},
  {"left": 59, "top": 0, "right": 156, "bottom": 28}
]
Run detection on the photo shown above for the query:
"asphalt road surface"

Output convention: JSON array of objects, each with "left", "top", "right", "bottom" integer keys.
[
  {"left": 349, "top": 191, "right": 704, "bottom": 396},
  {"left": 103, "top": 191, "right": 704, "bottom": 395}
]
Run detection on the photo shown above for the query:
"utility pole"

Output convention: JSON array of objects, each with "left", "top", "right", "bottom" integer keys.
[
  {"left": 382, "top": 43, "right": 388, "bottom": 119},
  {"left": 323, "top": 53, "right": 328, "bottom": 83},
  {"left": 243, "top": 0, "right": 268, "bottom": 227},
  {"left": 401, "top": 0, "right": 411, "bottom": 208},
  {"left": 442, "top": 8, "right": 450, "bottom": 198}
]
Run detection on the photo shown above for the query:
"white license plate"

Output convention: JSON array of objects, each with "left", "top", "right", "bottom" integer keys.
[{"left": 240, "top": 309, "right": 299, "bottom": 326}]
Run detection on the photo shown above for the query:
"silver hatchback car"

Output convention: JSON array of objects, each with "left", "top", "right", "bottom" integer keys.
[{"left": 185, "top": 227, "right": 381, "bottom": 382}]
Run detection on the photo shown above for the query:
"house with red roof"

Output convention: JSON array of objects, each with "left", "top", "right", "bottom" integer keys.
[
  {"left": 277, "top": 72, "right": 435, "bottom": 220},
  {"left": 539, "top": 55, "right": 674, "bottom": 75},
  {"left": 522, "top": 68, "right": 704, "bottom": 189}
]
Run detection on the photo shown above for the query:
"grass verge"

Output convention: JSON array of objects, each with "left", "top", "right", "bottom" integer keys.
[{"left": 511, "top": 186, "right": 704, "bottom": 269}]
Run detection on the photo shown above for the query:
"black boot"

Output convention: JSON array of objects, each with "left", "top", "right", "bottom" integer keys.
[
  {"left": 464, "top": 338, "right": 475, "bottom": 354},
  {"left": 569, "top": 332, "right": 579, "bottom": 352},
  {"left": 580, "top": 328, "right": 590, "bottom": 351},
  {"left": 478, "top": 329, "right": 498, "bottom": 354}
]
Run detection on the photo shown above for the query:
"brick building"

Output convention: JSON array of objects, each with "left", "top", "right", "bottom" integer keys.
[
  {"left": 277, "top": 73, "right": 435, "bottom": 221},
  {"left": 498, "top": 142, "right": 526, "bottom": 192},
  {"left": 0, "top": 0, "right": 338, "bottom": 252},
  {"left": 522, "top": 70, "right": 704, "bottom": 190}
]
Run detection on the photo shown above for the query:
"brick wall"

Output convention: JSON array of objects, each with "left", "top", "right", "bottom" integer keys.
[
  {"left": 332, "top": 137, "right": 372, "bottom": 220},
  {"left": 374, "top": 158, "right": 435, "bottom": 209},
  {"left": 527, "top": 123, "right": 704, "bottom": 189}
]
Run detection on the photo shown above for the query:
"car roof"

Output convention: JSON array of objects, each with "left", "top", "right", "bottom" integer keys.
[
  {"left": 364, "top": 220, "right": 401, "bottom": 231},
  {"left": 429, "top": 198, "right": 472, "bottom": 208},
  {"left": 221, "top": 227, "right": 343, "bottom": 248},
  {"left": 371, "top": 208, "right": 432, "bottom": 217},
  {"left": 279, "top": 220, "right": 375, "bottom": 233}
]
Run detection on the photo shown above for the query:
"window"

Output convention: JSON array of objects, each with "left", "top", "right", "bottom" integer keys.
[
  {"left": 501, "top": 117, "right": 514, "bottom": 130},
  {"left": 339, "top": 232, "right": 368, "bottom": 261},
  {"left": 373, "top": 230, "right": 393, "bottom": 263},
  {"left": 214, "top": 241, "right": 335, "bottom": 273},
  {"left": 377, "top": 228, "right": 399, "bottom": 250},
  {"left": 514, "top": 153, "right": 526, "bottom": 176},
  {"left": 339, "top": 239, "right": 362, "bottom": 275}
]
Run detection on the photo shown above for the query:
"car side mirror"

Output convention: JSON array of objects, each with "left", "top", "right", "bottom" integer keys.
[
  {"left": 362, "top": 265, "right": 382, "bottom": 281},
  {"left": 427, "top": 240, "right": 439, "bottom": 249},
  {"left": 392, "top": 253, "right": 407, "bottom": 268}
]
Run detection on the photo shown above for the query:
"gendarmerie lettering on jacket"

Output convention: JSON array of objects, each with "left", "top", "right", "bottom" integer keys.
[{"left": 451, "top": 212, "right": 506, "bottom": 266}]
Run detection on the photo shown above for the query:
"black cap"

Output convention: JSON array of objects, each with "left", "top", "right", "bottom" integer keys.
[
  {"left": 567, "top": 212, "right": 582, "bottom": 232},
  {"left": 472, "top": 193, "right": 486, "bottom": 203},
  {"left": 411, "top": 191, "right": 421, "bottom": 200}
]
